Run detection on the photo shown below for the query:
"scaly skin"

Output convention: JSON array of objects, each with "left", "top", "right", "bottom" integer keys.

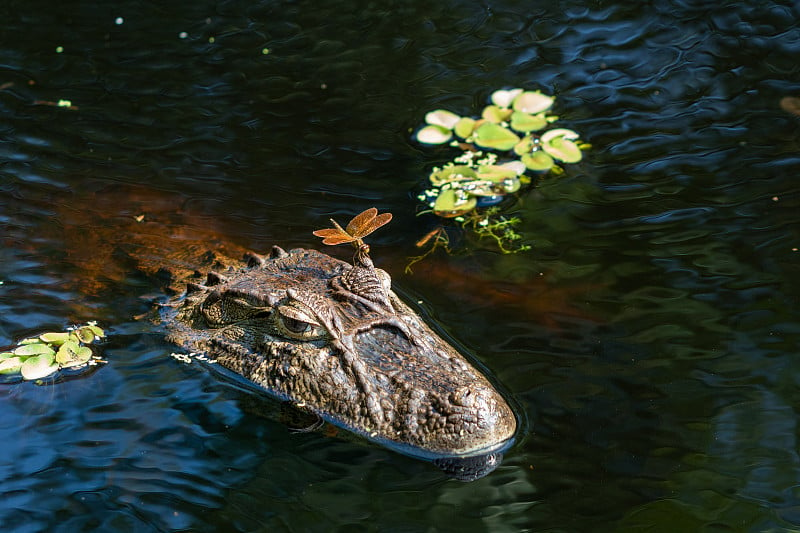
[{"left": 159, "top": 245, "right": 516, "bottom": 462}]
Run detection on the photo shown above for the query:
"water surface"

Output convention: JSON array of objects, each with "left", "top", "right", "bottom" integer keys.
[{"left": 2, "top": 0, "right": 799, "bottom": 531}]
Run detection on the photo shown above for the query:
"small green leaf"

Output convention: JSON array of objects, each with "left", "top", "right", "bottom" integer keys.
[
  {"left": 87, "top": 325, "right": 105, "bottom": 339},
  {"left": 60, "top": 346, "right": 93, "bottom": 368},
  {"left": 491, "top": 88, "right": 523, "bottom": 108},
  {"left": 18, "top": 337, "right": 42, "bottom": 345},
  {"left": 473, "top": 123, "right": 520, "bottom": 151},
  {"left": 0, "top": 357, "right": 23, "bottom": 374},
  {"left": 498, "top": 161, "right": 526, "bottom": 175},
  {"left": 14, "top": 343, "right": 56, "bottom": 357},
  {"left": 20, "top": 354, "right": 58, "bottom": 380},
  {"left": 476, "top": 165, "right": 519, "bottom": 182},
  {"left": 463, "top": 176, "right": 522, "bottom": 196},
  {"left": 416, "top": 125, "right": 453, "bottom": 145},
  {"left": 454, "top": 117, "right": 477, "bottom": 138},
  {"left": 512, "top": 91, "right": 554, "bottom": 114},
  {"left": 425, "top": 109, "right": 461, "bottom": 129},
  {"left": 429, "top": 165, "right": 477, "bottom": 186},
  {"left": 542, "top": 137, "right": 583, "bottom": 163},
  {"left": 540, "top": 128, "right": 580, "bottom": 144},
  {"left": 433, "top": 189, "right": 477, "bottom": 218},
  {"left": 39, "top": 332, "right": 71, "bottom": 346},
  {"left": 56, "top": 340, "right": 82, "bottom": 364},
  {"left": 522, "top": 151, "right": 555, "bottom": 171},
  {"left": 481, "top": 105, "right": 512, "bottom": 123},
  {"left": 540, "top": 129, "right": 582, "bottom": 163},
  {"left": 73, "top": 326, "right": 96, "bottom": 344},
  {"left": 513, "top": 136, "right": 533, "bottom": 156},
  {"left": 502, "top": 177, "right": 521, "bottom": 193},
  {"left": 462, "top": 180, "right": 502, "bottom": 197},
  {"left": 76, "top": 346, "right": 93, "bottom": 361},
  {"left": 510, "top": 111, "right": 547, "bottom": 133}
]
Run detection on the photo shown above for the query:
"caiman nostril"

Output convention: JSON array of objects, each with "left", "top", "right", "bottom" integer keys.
[{"left": 450, "top": 386, "right": 476, "bottom": 407}]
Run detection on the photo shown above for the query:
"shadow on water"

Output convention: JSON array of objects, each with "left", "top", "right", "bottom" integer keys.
[{"left": 2, "top": 0, "right": 800, "bottom": 530}]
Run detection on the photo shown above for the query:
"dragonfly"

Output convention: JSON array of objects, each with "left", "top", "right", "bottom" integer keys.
[{"left": 313, "top": 207, "right": 392, "bottom": 255}]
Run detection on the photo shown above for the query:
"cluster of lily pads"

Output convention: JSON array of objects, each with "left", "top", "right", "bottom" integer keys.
[
  {"left": 416, "top": 88, "right": 585, "bottom": 219},
  {"left": 0, "top": 322, "right": 105, "bottom": 381}
]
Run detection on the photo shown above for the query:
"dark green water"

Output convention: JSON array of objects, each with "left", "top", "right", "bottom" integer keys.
[{"left": 2, "top": 0, "right": 799, "bottom": 531}]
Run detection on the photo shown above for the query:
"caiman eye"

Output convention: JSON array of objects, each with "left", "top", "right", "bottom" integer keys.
[
  {"left": 282, "top": 316, "right": 311, "bottom": 334},
  {"left": 201, "top": 290, "right": 271, "bottom": 327},
  {"left": 275, "top": 305, "right": 326, "bottom": 340}
]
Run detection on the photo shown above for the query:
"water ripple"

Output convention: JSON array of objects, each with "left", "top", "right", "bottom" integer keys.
[{"left": 1, "top": 0, "right": 799, "bottom": 530}]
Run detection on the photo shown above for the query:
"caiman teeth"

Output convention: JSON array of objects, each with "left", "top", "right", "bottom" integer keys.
[
  {"left": 269, "top": 245, "right": 289, "bottom": 259},
  {"left": 243, "top": 251, "right": 266, "bottom": 267},
  {"left": 185, "top": 282, "right": 207, "bottom": 293},
  {"left": 205, "top": 271, "right": 227, "bottom": 286}
]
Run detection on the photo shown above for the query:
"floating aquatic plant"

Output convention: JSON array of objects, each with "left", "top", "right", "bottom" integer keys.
[
  {"left": 414, "top": 88, "right": 588, "bottom": 255},
  {"left": 404, "top": 207, "right": 531, "bottom": 273},
  {"left": 0, "top": 322, "right": 106, "bottom": 381}
]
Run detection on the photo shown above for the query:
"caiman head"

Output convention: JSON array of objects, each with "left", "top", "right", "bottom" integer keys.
[{"left": 161, "top": 245, "right": 517, "bottom": 477}]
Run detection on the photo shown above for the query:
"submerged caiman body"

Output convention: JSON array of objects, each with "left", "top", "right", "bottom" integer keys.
[{"left": 158, "top": 245, "right": 516, "bottom": 479}]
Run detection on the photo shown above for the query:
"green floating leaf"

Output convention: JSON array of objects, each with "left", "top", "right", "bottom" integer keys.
[
  {"left": 481, "top": 105, "right": 512, "bottom": 123},
  {"left": 490, "top": 88, "right": 523, "bottom": 108},
  {"left": 522, "top": 151, "right": 555, "bottom": 171},
  {"left": 461, "top": 180, "right": 500, "bottom": 197},
  {"left": 0, "top": 357, "right": 23, "bottom": 374},
  {"left": 540, "top": 128, "right": 580, "bottom": 144},
  {"left": 429, "top": 165, "right": 477, "bottom": 186},
  {"left": 39, "top": 332, "right": 71, "bottom": 346},
  {"left": 540, "top": 128, "right": 582, "bottom": 163},
  {"left": 473, "top": 123, "right": 520, "bottom": 151},
  {"left": 14, "top": 343, "right": 56, "bottom": 357},
  {"left": 502, "top": 178, "right": 521, "bottom": 193},
  {"left": 87, "top": 324, "right": 105, "bottom": 339},
  {"left": 464, "top": 177, "right": 521, "bottom": 196},
  {"left": 512, "top": 91, "right": 554, "bottom": 114},
  {"left": 476, "top": 165, "right": 519, "bottom": 182},
  {"left": 18, "top": 337, "right": 43, "bottom": 345},
  {"left": 454, "top": 117, "right": 477, "bottom": 139},
  {"left": 433, "top": 189, "right": 477, "bottom": 218},
  {"left": 543, "top": 137, "right": 582, "bottom": 163},
  {"left": 72, "top": 326, "right": 98, "bottom": 344},
  {"left": 425, "top": 109, "right": 461, "bottom": 129},
  {"left": 55, "top": 340, "right": 81, "bottom": 364},
  {"left": 513, "top": 136, "right": 533, "bottom": 156},
  {"left": 76, "top": 346, "right": 93, "bottom": 361},
  {"left": 59, "top": 345, "right": 93, "bottom": 368},
  {"left": 498, "top": 161, "right": 526, "bottom": 175},
  {"left": 510, "top": 111, "right": 547, "bottom": 133},
  {"left": 416, "top": 125, "right": 453, "bottom": 145},
  {"left": 20, "top": 353, "right": 58, "bottom": 380}
]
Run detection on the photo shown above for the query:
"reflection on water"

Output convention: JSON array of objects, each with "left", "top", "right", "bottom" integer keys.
[{"left": 2, "top": 0, "right": 800, "bottom": 530}]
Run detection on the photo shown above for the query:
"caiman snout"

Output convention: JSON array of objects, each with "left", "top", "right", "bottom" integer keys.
[
  {"left": 443, "top": 383, "right": 516, "bottom": 456},
  {"left": 450, "top": 384, "right": 492, "bottom": 407}
]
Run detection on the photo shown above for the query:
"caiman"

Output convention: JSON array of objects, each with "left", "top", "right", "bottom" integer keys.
[
  {"left": 152, "top": 209, "right": 517, "bottom": 480},
  {"left": 51, "top": 196, "right": 516, "bottom": 480}
]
